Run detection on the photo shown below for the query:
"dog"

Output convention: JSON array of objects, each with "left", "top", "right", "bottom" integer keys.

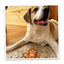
[{"left": 6, "top": 6, "right": 58, "bottom": 57}]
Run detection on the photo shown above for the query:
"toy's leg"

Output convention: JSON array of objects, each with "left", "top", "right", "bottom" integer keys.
[
  {"left": 46, "top": 38, "right": 58, "bottom": 57},
  {"left": 6, "top": 36, "right": 29, "bottom": 52}
]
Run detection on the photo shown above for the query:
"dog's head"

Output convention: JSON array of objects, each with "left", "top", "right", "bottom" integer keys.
[{"left": 24, "top": 6, "right": 49, "bottom": 26}]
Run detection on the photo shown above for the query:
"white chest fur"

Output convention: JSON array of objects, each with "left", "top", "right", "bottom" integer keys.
[{"left": 25, "top": 24, "right": 49, "bottom": 43}]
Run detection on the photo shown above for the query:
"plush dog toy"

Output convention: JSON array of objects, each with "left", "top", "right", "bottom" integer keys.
[{"left": 23, "top": 48, "right": 39, "bottom": 58}]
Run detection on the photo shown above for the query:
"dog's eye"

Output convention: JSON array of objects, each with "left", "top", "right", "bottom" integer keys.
[{"left": 33, "top": 7, "right": 38, "bottom": 12}]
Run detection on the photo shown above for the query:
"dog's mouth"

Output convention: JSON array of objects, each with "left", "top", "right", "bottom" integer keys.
[{"left": 34, "top": 19, "right": 48, "bottom": 26}]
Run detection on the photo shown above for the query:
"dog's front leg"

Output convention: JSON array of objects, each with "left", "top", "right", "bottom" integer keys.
[
  {"left": 46, "top": 38, "right": 58, "bottom": 57},
  {"left": 6, "top": 36, "right": 29, "bottom": 52}
]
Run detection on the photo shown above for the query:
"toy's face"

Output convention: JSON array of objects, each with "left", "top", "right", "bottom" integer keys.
[{"left": 29, "top": 48, "right": 37, "bottom": 55}]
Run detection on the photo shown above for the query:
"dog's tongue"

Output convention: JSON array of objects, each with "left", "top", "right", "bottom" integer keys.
[{"left": 35, "top": 20, "right": 47, "bottom": 25}]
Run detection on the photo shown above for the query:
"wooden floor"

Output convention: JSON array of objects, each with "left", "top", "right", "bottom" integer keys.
[{"left": 6, "top": 24, "right": 27, "bottom": 46}]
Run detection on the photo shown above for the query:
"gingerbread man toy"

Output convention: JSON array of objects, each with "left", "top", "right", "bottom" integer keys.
[{"left": 23, "top": 48, "right": 39, "bottom": 58}]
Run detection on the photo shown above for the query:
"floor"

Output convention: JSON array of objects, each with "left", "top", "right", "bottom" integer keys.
[{"left": 6, "top": 24, "right": 27, "bottom": 46}]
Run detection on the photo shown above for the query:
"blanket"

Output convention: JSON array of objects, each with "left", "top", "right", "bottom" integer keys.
[{"left": 6, "top": 43, "right": 56, "bottom": 58}]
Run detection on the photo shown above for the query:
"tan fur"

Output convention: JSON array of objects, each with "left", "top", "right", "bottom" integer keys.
[
  {"left": 49, "top": 20, "right": 55, "bottom": 38},
  {"left": 48, "top": 19, "right": 58, "bottom": 40},
  {"left": 52, "top": 20, "right": 58, "bottom": 26}
]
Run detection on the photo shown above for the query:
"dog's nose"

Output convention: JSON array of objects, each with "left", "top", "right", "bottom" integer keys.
[{"left": 43, "top": 7, "right": 49, "bottom": 13}]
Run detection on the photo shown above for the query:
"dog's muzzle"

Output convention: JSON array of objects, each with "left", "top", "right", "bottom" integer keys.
[{"left": 34, "top": 7, "right": 49, "bottom": 26}]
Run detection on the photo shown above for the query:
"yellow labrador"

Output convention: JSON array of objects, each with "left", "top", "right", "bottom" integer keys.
[{"left": 6, "top": 6, "right": 58, "bottom": 57}]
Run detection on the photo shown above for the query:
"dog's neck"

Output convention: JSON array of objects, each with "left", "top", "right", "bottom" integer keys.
[
  {"left": 27, "top": 23, "right": 49, "bottom": 33},
  {"left": 26, "top": 23, "right": 49, "bottom": 42}
]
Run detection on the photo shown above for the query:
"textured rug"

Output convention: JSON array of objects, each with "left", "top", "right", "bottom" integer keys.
[{"left": 6, "top": 43, "right": 56, "bottom": 58}]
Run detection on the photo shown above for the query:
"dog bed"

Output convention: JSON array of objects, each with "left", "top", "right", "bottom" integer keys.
[{"left": 6, "top": 43, "right": 56, "bottom": 58}]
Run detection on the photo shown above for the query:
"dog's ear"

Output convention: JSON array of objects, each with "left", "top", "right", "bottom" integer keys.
[{"left": 23, "top": 9, "right": 31, "bottom": 23}]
